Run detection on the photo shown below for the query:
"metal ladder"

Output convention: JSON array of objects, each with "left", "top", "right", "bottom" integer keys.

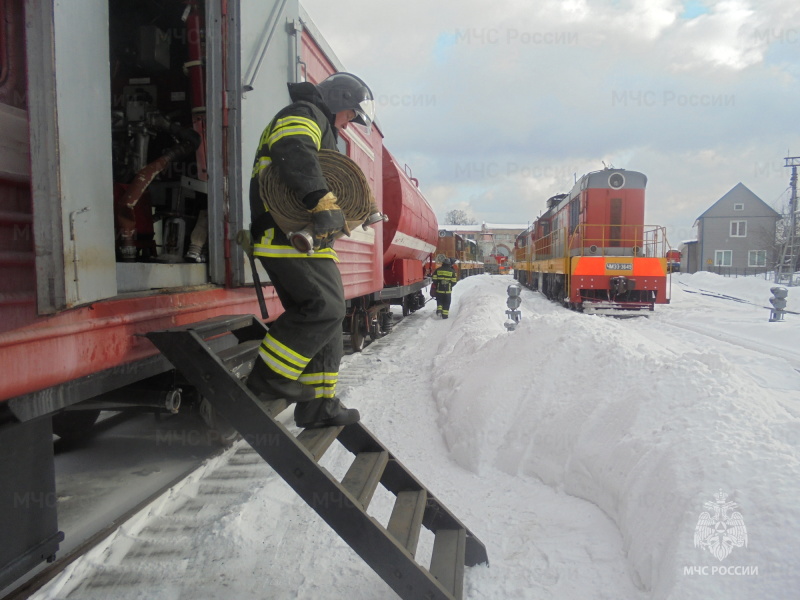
[
  {"left": 146, "top": 315, "right": 488, "bottom": 600},
  {"left": 776, "top": 157, "right": 799, "bottom": 286},
  {"left": 775, "top": 235, "right": 799, "bottom": 285}
]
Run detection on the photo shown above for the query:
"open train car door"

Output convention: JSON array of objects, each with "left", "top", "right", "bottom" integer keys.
[
  {"left": 25, "top": 0, "right": 241, "bottom": 314},
  {"left": 27, "top": 0, "right": 117, "bottom": 313}
]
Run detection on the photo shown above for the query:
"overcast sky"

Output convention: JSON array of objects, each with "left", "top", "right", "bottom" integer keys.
[{"left": 300, "top": 0, "right": 799, "bottom": 244}]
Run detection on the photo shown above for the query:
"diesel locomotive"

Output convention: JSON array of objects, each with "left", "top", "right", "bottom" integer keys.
[{"left": 514, "top": 168, "right": 671, "bottom": 313}]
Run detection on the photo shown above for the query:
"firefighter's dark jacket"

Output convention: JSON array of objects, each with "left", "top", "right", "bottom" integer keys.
[
  {"left": 432, "top": 266, "right": 458, "bottom": 294},
  {"left": 249, "top": 82, "right": 339, "bottom": 240}
]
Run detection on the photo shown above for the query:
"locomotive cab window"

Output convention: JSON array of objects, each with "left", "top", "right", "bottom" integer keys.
[{"left": 569, "top": 197, "right": 580, "bottom": 233}]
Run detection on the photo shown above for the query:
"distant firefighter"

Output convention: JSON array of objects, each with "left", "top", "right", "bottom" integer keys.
[{"left": 431, "top": 258, "right": 458, "bottom": 319}]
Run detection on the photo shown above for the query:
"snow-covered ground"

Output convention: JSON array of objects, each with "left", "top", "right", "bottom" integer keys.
[{"left": 34, "top": 272, "right": 800, "bottom": 599}]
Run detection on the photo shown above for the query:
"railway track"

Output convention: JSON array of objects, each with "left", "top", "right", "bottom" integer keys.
[{"left": 1, "top": 411, "right": 230, "bottom": 600}]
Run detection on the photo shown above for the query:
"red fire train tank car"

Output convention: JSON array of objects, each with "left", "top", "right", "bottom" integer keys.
[
  {"left": 0, "top": 0, "right": 438, "bottom": 587},
  {"left": 514, "top": 168, "right": 671, "bottom": 313},
  {"left": 380, "top": 151, "right": 438, "bottom": 309}
]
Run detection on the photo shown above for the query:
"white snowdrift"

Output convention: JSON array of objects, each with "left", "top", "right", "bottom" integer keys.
[{"left": 433, "top": 274, "right": 800, "bottom": 599}]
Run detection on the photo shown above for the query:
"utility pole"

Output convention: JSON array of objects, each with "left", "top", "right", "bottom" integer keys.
[{"left": 776, "top": 156, "right": 799, "bottom": 286}]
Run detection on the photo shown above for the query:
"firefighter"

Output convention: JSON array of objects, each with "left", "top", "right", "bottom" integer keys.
[
  {"left": 432, "top": 258, "right": 458, "bottom": 319},
  {"left": 246, "top": 72, "right": 375, "bottom": 429}
]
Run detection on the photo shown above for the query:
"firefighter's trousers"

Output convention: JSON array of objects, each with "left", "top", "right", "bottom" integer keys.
[{"left": 256, "top": 256, "right": 345, "bottom": 424}]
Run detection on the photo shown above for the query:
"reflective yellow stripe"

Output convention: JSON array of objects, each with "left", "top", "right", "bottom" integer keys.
[
  {"left": 253, "top": 231, "right": 339, "bottom": 261},
  {"left": 265, "top": 334, "right": 309, "bottom": 368},
  {"left": 258, "top": 121, "right": 274, "bottom": 150},
  {"left": 297, "top": 372, "right": 337, "bottom": 386},
  {"left": 267, "top": 116, "right": 322, "bottom": 150},
  {"left": 251, "top": 156, "right": 272, "bottom": 178},
  {"left": 259, "top": 333, "right": 311, "bottom": 380},
  {"left": 298, "top": 372, "right": 338, "bottom": 399},
  {"left": 259, "top": 348, "right": 302, "bottom": 379}
]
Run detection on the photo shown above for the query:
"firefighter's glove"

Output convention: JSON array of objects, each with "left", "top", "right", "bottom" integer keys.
[
  {"left": 311, "top": 192, "right": 350, "bottom": 240},
  {"left": 430, "top": 283, "right": 437, "bottom": 298}
]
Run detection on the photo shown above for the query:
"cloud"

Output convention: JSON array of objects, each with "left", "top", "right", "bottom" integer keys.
[{"left": 301, "top": 0, "right": 800, "bottom": 242}]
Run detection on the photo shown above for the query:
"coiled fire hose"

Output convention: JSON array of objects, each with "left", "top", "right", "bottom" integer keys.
[{"left": 258, "top": 149, "right": 385, "bottom": 254}]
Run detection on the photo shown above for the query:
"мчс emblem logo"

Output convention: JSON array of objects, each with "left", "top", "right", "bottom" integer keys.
[{"left": 693, "top": 489, "right": 748, "bottom": 561}]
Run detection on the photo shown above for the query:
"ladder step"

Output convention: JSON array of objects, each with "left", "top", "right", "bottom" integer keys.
[
  {"left": 340, "top": 451, "right": 388, "bottom": 509},
  {"left": 387, "top": 489, "right": 427, "bottom": 556},
  {"left": 146, "top": 317, "right": 488, "bottom": 600},
  {"left": 429, "top": 529, "right": 466, "bottom": 599},
  {"left": 296, "top": 426, "right": 343, "bottom": 461},
  {"left": 261, "top": 398, "right": 289, "bottom": 419},
  {"left": 216, "top": 339, "right": 260, "bottom": 377},
  {"left": 170, "top": 314, "right": 258, "bottom": 338}
]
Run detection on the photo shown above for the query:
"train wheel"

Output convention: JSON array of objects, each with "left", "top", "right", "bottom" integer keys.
[
  {"left": 52, "top": 409, "right": 101, "bottom": 440},
  {"left": 350, "top": 311, "right": 366, "bottom": 352},
  {"left": 401, "top": 296, "right": 410, "bottom": 317}
]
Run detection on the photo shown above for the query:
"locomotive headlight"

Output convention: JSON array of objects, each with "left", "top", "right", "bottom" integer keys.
[{"left": 609, "top": 173, "right": 625, "bottom": 189}]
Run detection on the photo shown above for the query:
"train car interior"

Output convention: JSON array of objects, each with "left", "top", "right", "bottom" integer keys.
[{"left": 108, "top": 0, "right": 211, "bottom": 292}]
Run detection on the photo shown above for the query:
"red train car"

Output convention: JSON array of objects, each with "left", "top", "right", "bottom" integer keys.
[
  {"left": 301, "top": 30, "right": 437, "bottom": 349},
  {"left": 433, "top": 230, "right": 484, "bottom": 278},
  {"left": 666, "top": 249, "right": 682, "bottom": 273},
  {"left": 514, "top": 168, "right": 671, "bottom": 313},
  {"left": 380, "top": 152, "right": 438, "bottom": 308},
  {"left": 0, "top": 0, "right": 436, "bottom": 587}
]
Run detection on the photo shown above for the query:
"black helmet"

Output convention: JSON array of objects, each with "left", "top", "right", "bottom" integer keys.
[{"left": 317, "top": 72, "right": 375, "bottom": 133}]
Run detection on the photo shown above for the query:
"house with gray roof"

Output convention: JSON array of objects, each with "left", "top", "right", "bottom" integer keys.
[{"left": 681, "top": 183, "right": 781, "bottom": 274}]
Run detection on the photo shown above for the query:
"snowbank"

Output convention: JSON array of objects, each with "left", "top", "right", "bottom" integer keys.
[{"left": 432, "top": 274, "right": 800, "bottom": 599}]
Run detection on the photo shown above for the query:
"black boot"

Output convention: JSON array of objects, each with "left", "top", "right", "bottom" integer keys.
[
  {"left": 295, "top": 397, "right": 360, "bottom": 429},
  {"left": 246, "top": 359, "right": 316, "bottom": 403}
]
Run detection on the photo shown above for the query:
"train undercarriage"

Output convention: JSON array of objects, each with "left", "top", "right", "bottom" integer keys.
[
  {"left": 515, "top": 270, "right": 658, "bottom": 314},
  {"left": 346, "top": 283, "right": 428, "bottom": 351}
]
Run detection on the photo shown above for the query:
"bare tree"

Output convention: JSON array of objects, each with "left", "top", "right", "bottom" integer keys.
[{"left": 444, "top": 209, "right": 477, "bottom": 225}]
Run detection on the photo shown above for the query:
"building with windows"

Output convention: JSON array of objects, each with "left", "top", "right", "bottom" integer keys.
[
  {"left": 680, "top": 183, "right": 781, "bottom": 274},
  {"left": 439, "top": 223, "right": 528, "bottom": 262}
]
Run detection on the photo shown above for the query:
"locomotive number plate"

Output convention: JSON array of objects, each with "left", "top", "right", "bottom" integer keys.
[{"left": 606, "top": 263, "right": 632, "bottom": 270}]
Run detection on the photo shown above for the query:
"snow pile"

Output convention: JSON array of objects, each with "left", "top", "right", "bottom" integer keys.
[
  {"left": 432, "top": 274, "right": 800, "bottom": 598},
  {"left": 28, "top": 272, "right": 800, "bottom": 600}
]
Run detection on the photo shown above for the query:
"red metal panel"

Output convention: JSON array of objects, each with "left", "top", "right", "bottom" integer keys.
[
  {"left": 299, "top": 29, "right": 385, "bottom": 297},
  {"left": 0, "top": 288, "right": 286, "bottom": 401},
  {"left": 382, "top": 149, "right": 438, "bottom": 269},
  {"left": 582, "top": 188, "right": 646, "bottom": 248},
  {"left": 0, "top": 0, "right": 27, "bottom": 110},
  {"left": 0, "top": 0, "right": 35, "bottom": 337},
  {"left": 300, "top": 29, "right": 335, "bottom": 84},
  {"left": 384, "top": 259, "right": 423, "bottom": 288}
]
